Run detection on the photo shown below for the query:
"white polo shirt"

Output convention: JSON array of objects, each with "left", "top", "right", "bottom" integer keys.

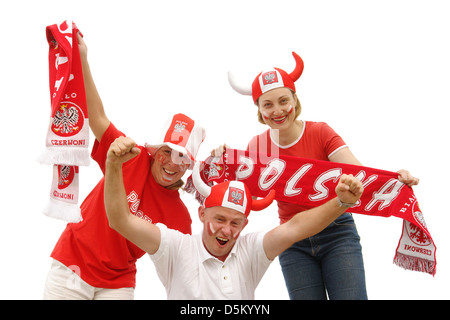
[{"left": 150, "top": 224, "right": 272, "bottom": 300}]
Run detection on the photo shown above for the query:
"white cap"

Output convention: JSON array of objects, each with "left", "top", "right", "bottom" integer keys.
[{"left": 145, "top": 113, "right": 205, "bottom": 167}]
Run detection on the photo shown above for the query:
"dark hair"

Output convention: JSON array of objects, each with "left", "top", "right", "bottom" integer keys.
[{"left": 166, "top": 179, "right": 184, "bottom": 190}]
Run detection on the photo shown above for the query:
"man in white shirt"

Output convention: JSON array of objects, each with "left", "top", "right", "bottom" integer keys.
[{"left": 104, "top": 136, "right": 364, "bottom": 299}]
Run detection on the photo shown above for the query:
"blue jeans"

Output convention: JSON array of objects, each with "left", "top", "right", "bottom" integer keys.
[{"left": 279, "top": 213, "right": 367, "bottom": 300}]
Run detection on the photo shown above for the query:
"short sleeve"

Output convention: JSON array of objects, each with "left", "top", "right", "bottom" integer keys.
[
  {"left": 319, "top": 122, "right": 347, "bottom": 158},
  {"left": 91, "top": 122, "right": 125, "bottom": 173},
  {"left": 238, "top": 231, "right": 272, "bottom": 287},
  {"left": 150, "top": 224, "right": 183, "bottom": 287}
]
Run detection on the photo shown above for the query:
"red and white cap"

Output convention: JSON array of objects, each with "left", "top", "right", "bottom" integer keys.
[
  {"left": 145, "top": 113, "right": 205, "bottom": 167},
  {"left": 192, "top": 162, "right": 275, "bottom": 217},
  {"left": 228, "top": 52, "right": 304, "bottom": 103}
]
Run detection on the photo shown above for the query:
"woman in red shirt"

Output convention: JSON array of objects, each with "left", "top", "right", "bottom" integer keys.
[
  {"left": 43, "top": 34, "right": 205, "bottom": 299},
  {"left": 227, "top": 52, "right": 418, "bottom": 300}
]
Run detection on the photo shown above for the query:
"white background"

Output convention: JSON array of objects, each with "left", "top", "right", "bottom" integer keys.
[{"left": 0, "top": 0, "right": 448, "bottom": 299}]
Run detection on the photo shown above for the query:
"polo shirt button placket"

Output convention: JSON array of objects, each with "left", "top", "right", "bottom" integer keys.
[{"left": 220, "top": 264, "right": 232, "bottom": 293}]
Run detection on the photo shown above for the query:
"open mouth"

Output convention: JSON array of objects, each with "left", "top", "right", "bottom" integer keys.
[
  {"left": 161, "top": 167, "right": 178, "bottom": 183},
  {"left": 163, "top": 168, "right": 176, "bottom": 175},
  {"left": 216, "top": 236, "right": 229, "bottom": 246},
  {"left": 272, "top": 115, "right": 287, "bottom": 124}
]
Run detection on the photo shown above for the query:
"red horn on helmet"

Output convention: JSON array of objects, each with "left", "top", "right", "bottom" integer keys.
[
  {"left": 251, "top": 189, "right": 276, "bottom": 211},
  {"left": 289, "top": 52, "right": 304, "bottom": 82}
]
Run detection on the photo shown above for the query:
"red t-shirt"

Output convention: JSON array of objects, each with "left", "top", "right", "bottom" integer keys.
[
  {"left": 247, "top": 121, "right": 347, "bottom": 224},
  {"left": 51, "top": 123, "right": 192, "bottom": 289}
]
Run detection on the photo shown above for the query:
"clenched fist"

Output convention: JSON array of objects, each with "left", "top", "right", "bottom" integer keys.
[
  {"left": 335, "top": 174, "right": 364, "bottom": 206},
  {"left": 106, "top": 136, "right": 141, "bottom": 165}
]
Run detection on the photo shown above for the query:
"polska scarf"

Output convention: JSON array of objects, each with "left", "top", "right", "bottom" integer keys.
[
  {"left": 186, "top": 149, "right": 437, "bottom": 276},
  {"left": 39, "top": 21, "right": 89, "bottom": 222}
]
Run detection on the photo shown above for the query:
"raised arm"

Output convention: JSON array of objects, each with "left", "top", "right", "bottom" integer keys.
[
  {"left": 104, "top": 136, "right": 161, "bottom": 254},
  {"left": 263, "top": 174, "right": 363, "bottom": 260},
  {"left": 78, "top": 33, "right": 110, "bottom": 141}
]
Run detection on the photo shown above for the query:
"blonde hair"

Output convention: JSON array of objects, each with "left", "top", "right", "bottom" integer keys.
[{"left": 256, "top": 91, "right": 301, "bottom": 125}]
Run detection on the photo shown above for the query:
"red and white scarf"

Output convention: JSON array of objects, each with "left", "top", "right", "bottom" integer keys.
[
  {"left": 39, "top": 21, "right": 89, "bottom": 222},
  {"left": 186, "top": 149, "right": 437, "bottom": 276}
]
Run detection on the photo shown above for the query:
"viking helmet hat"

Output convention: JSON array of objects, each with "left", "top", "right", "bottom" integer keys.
[
  {"left": 228, "top": 52, "right": 304, "bottom": 104},
  {"left": 192, "top": 162, "right": 275, "bottom": 217}
]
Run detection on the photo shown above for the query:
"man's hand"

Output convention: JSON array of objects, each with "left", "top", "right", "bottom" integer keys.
[
  {"left": 106, "top": 136, "right": 141, "bottom": 165},
  {"left": 210, "top": 143, "right": 230, "bottom": 157},
  {"left": 335, "top": 174, "right": 364, "bottom": 206}
]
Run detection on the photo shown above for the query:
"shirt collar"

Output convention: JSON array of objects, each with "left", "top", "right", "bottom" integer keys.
[{"left": 196, "top": 232, "right": 239, "bottom": 264}]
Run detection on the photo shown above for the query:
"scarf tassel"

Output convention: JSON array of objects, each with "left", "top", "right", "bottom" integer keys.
[
  {"left": 43, "top": 198, "right": 83, "bottom": 223},
  {"left": 393, "top": 252, "right": 436, "bottom": 276},
  {"left": 184, "top": 175, "right": 206, "bottom": 205},
  {"left": 38, "top": 147, "right": 90, "bottom": 166}
]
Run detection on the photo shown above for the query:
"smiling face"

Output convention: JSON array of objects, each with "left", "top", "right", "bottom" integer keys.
[
  {"left": 150, "top": 146, "right": 189, "bottom": 187},
  {"left": 257, "top": 87, "right": 299, "bottom": 129},
  {"left": 198, "top": 206, "right": 248, "bottom": 262}
]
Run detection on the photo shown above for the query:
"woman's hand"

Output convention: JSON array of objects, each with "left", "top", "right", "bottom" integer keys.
[{"left": 397, "top": 169, "right": 419, "bottom": 187}]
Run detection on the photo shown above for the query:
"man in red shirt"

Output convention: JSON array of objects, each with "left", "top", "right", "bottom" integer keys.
[{"left": 43, "top": 34, "right": 205, "bottom": 299}]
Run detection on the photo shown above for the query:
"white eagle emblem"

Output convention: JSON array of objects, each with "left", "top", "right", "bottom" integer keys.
[{"left": 52, "top": 104, "right": 79, "bottom": 134}]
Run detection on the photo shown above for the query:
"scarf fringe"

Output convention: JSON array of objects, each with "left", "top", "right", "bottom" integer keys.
[
  {"left": 43, "top": 198, "right": 83, "bottom": 223},
  {"left": 393, "top": 252, "right": 436, "bottom": 276},
  {"left": 183, "top": 175, "right": 206, "bottom": 205},
  {"left": 37, "top": 147, "right": 90, "bottom": 166}
]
